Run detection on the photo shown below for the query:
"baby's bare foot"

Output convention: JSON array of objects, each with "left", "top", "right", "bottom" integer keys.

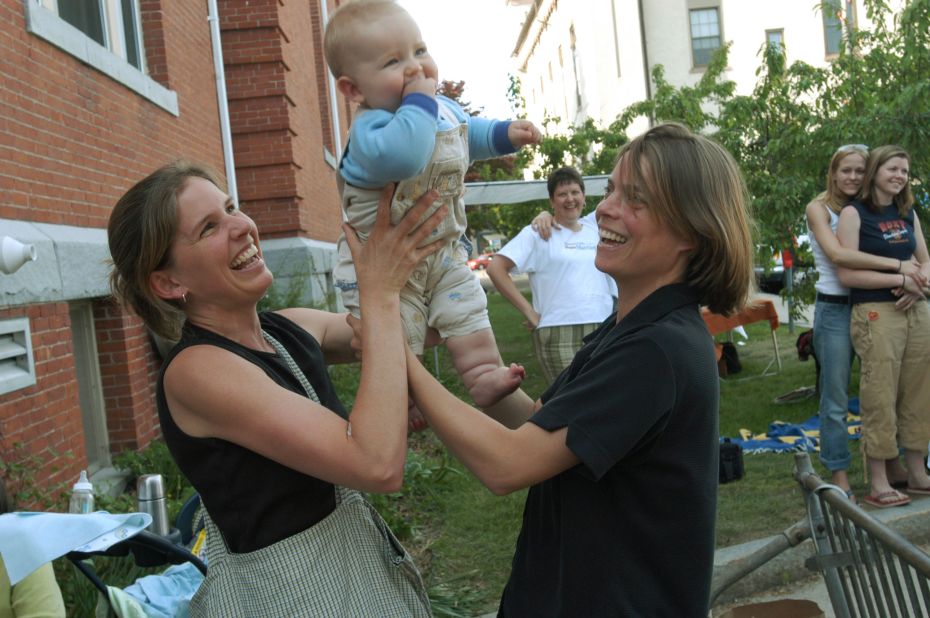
[{"left": 470, "top": 363, "right": 525, "bottom": 408}]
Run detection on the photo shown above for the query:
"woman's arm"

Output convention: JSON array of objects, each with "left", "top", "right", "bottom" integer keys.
[
  {"left": 164, "top": 187, "right": 447, "bottom": 493},
  {"left": 807, "top": 199, "right": 901, "bottom": 271},
  {"left": 835, "top": 206, "right": 924, "bottom": 292},
  {"left": 486, "top": 254, "right": 540, "bottom": 330},
  {"left": 405, "top": 346, "right": 577, "bottom": 495}
]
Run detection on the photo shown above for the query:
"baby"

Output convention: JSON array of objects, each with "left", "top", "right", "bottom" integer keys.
[{"left": 324, "top": 0, "right": 540, "bottom": 423}]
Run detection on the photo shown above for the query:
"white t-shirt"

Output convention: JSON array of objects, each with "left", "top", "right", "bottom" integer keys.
[{"left": 498, "top": 211, "right": 617, "bottom": 328}]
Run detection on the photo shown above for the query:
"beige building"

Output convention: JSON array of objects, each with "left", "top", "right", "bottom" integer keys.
[{"left": 510, "top": 0, "right": 886, "bottom": 137}]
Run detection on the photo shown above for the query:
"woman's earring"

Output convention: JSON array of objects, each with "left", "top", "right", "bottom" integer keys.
[{"left": 181, "top": 292, "right": 188, "bottom": 304}]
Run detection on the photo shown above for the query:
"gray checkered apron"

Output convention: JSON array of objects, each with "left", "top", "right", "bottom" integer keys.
[{"left": 190, "top": 486, "right": 432, "bottom": 617}]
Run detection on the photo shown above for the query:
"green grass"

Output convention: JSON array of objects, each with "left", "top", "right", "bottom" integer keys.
[{"left": 367, "top": 292, "right": 866, "bottom": 614}]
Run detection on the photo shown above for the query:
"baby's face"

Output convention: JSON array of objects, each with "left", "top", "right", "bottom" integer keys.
[{"left": 347, "top": 10, "right": 438, "bottom": 112}]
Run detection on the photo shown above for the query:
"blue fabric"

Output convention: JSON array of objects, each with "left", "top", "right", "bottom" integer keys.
[
  {"left": 730, "top": 398, "right": 861, "bottom": 454},
  {"left": 814, "top": 298, "right": 854, "bottom": 471},
  {"left": 0, "top": 511, "right": 152, "bottom": 585},
  {"left": 122, "top": 561, "right": 204, "bottom": 618},
  {"left": 339, "top": 95, "right": 514, "bottom": 189}
]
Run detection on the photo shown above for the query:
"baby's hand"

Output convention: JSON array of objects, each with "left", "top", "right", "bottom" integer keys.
[
  {"left": 508, "top": 120, "right": 542, "bottom": 148},
  {"left": 402, "top": 76, "right": 437, "bottom": 100}
]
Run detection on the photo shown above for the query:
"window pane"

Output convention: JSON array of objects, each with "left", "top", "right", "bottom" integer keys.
[
  {"left": 823, "top": 0, "right": 842, "bottom": 54},
  {"left": 121, "top": 0, "right": 141, "bottom": 69},
  {"left": 59, "top": 1, "right": 105, "bottom": 46},
  {"left": 767, "top": 30, "right": 783, "bottom": 53},
  {"left": 690, "top": 8, "right": 721, "bottom": 66}
]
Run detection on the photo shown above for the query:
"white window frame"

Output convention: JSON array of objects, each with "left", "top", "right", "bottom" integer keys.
[
  {"left": 766, "top": 29, "right": 784, "bottom": 54},
  {"left": 688, "top": 6, "right": 722, "bottom": 68},
  {"left": 0, "top": 318, "right": 37, "bottom": 395},
  {"left": 24, "top": 0, "right": 178, "bottom": 115}
]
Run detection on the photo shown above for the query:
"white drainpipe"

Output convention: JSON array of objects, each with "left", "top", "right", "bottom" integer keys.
[
  {"left": 321, "top": 0, "right": 343, "bottom": 156},
  {"left": 207, "top": 0, "right": 238, "bottom": 205}
]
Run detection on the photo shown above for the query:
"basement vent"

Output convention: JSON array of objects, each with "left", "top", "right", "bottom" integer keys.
[{"left": 0, "top": 318, "right": 36, "bottom": 394}]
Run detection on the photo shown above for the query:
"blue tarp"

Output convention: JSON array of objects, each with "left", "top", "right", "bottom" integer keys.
[{"left": 726, "top": 397, "right": 861, "bottom": 454}]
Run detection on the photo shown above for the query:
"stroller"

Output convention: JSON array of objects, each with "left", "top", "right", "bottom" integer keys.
[{"left": 66, "top": 494, "right": 206, "bottom": 617}]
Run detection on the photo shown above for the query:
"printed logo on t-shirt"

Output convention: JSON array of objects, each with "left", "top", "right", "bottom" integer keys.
[
  {"left": 563, "top": 241, "right": 598, "bottom": 251},
  {"left": 879, "top": 220, "right": 910, "bottom": 244}
]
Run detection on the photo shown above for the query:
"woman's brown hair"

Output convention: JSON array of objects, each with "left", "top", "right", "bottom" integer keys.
[
  {"left": 858, "top": 145, "right": 913, "bottom": 218},
  {"left": 617, "top": 123, "right": 755, "bottom": 316},
  {"left": 108, "top": 161, "right": 221, "bottom": 340}
]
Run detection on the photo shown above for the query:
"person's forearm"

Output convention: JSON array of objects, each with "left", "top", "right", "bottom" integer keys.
[
  {"left": 829, "top": 246, "right": 899, "bottom": 271},
  {"left": 350, "top": 291, "right": 409, "bottom": 486},
  {"left": 487, "top": 265, "right": 535, "bottom": 319},
  {"left": 837, "top": 266, "right": 910, "bottom": 290}
]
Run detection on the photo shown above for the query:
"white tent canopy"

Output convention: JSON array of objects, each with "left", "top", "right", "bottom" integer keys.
[{"left": 463, "top": 175, "right": 610, "bottom": 206}]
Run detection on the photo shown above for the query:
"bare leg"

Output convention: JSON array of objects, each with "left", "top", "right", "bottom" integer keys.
[
  {"left": 830, "top": 469, "right": 853, "bottom": 501},
  {"left": 886, "top": 456, "right": 909, "bottom": 487},
  {"left": 904, "top": 449, "right": 930, "bottom": 489},
  {"left": 445, "top": 329, "right": 524, "bottom": 407}
]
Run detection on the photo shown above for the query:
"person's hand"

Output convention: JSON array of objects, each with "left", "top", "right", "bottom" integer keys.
[
  {"left": 893, "top": 290, "right": 923, "bottom": 311},
  {"left": 346, "top": 314, "right": 363, "bottom": 360},
  {"left": 402, "top": 75, "right": 437, "bottom": 100},
  {"left": 530, "top": 210, "right": 559, "bottom": 240},
  {"left": 508, "top": 120, "right": 542, "bottom": 148},
  {"left": 343, "top": 184, "right": 446, "bottom": 296},
  {"left": 899, "top": 258, "right": 929, "bottom": 288},
  {"left": 522, "top": 309, "right": 541, "bottom": 331}
]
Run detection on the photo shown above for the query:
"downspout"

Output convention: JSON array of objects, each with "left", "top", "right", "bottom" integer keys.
[
  {"left": 637, "top": 0, "right": 654, "bottom": 127},
  {"left": 320, "top": 0, "right": 343, "bottom": 156},
  {"left": 207, "top": 0, "right": 238, "bottom": 205}
]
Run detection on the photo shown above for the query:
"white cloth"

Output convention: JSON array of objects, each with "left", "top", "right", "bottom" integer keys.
[
  {"left": 808, "top": 203, "right": 849, "bottom": 295},
  {"left": 0, "top": 511, "right": 152, "bottom": 585},
  {"left": 498, "top": 211, "right": 617, "bottom": 328}
]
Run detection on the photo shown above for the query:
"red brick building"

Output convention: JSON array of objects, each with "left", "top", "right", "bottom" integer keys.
[{"left": 0, "top": 0, "right": 349, "bottom": 497}]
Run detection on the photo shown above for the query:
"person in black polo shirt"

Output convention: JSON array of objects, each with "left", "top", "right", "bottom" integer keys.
[{"left": 400, "top": 123, "right": 755, "bottom": 616}]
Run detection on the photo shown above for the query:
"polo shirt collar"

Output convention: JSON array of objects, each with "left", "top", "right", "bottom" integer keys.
[{"left": 612, "top": 283, "right": 700, "bottom": 337}]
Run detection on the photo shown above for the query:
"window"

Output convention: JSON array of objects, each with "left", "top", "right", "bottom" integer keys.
[
  {"left": 0, "top": 319, "right": 36, "bottom": 395},
  {"left": 766, "top": 29, "right": 784, "bottom": 53},
  {"left": 689, "top": 7, "right": 722, "bottom": 67},
  {"left": 45, "top": 0, "right": 145, "bottom": 70},
  {"left": 822, "top": 0, "right": 855, "bottom": 55},
  {"left": 24, "top": 0, "right": 177, "bottom": 114}
]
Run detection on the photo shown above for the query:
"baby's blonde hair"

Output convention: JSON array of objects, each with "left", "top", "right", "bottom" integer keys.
[{"left": 324, "top": 0, "right": 406, "bottom": 78}]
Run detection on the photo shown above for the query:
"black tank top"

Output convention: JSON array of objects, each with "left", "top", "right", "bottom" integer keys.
[{"left": 156, "top": 311, "right": 348, "bottom": 552}]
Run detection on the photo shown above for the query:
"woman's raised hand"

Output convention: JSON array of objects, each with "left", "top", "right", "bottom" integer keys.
[{"left": 342, "top": 184, "right": 447, "bottom": 295}]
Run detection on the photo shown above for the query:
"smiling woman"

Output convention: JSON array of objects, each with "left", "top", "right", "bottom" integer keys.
[
  {"left": 397, "top": 123, "right": 756, "bottom": 616},
  {"left": 106, "top": 160, "right": 446, "bottom": 616}
]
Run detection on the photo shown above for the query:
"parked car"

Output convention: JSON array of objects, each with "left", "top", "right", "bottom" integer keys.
[
  {"left": 754, "top": 234, "right": 811, "bottom": 294},
  {"left": 467, "top": 252, "right": 495, "bottom": 270}
]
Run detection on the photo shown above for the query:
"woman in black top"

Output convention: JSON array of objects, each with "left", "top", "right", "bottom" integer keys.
[
  {"left": 108, "top": 161, "right": 444, "bottom": 615},
  {"left": 389, "top": 124, "right": 755, "bottom": 616}
]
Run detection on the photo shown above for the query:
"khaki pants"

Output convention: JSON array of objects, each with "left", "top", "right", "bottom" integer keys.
[{"left": 850, "top": 301, "right": 930, "bottom": 459}]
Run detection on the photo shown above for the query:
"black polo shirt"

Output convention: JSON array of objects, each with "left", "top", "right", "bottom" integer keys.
[{"left": 499, "top": 283, "right": 719, "bottom": 617}]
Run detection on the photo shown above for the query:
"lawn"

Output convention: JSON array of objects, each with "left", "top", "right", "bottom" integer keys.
[{"left": 347, "top": 291, "right": 864, "bottom": 616}]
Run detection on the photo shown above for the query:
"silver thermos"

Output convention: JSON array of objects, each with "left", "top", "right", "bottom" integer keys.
[{"left": 136, "top": 474, "right": 171, "bottom": 536}]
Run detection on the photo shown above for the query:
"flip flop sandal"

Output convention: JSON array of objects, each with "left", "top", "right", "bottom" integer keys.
[
  {"left": 863, "top": 490, "right": 911, "bottom": 509},
  {"left": 906, "top": 485, "right": 930, "bottom": 495}
]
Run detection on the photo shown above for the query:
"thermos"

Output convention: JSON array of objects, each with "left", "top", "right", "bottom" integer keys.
[
  {"left": 68, "top": 470, "right": 94, "bottom": 514},
  {"left": 136, "top": 474, "right": 171, "bottom": 536}
]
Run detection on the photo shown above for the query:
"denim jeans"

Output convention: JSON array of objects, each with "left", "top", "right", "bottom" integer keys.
[{"left": 813, "top": 299, "right": 854, "bottom": 471}]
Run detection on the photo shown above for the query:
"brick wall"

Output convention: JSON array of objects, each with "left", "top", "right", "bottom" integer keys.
[
  {"left": 94, "top": 301, "right": 162, "bottom": 455},
  {"left": 0, "top": 0, "right": 225, "bottom": 491},
  {"left": 221, "top": 0, "right": 346, "bottom": 242},
  {"left": 0, "top": 304, "right": 83, "bottom": 495}
]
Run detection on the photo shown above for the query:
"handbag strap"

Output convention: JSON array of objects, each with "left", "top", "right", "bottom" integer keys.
[{"left": 261, "top": 330, "right": 321, "bottom": 404}]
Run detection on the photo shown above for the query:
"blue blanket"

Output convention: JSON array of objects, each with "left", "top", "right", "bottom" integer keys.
[{"left": 727, "top": 397, "right": 861, "bottom": 454}]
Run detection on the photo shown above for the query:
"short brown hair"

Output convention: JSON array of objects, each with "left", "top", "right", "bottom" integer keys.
[
  {"left": 108, "top": 161, "right": 222, "bottom": 340},
  {"left": 546, "top": 166, "right": 585, "bottom": 198},
  {"left": 324, "top": 0, "right": 405, "bottom": 79},
  {"left": 859, "top": 145, "right": 913, "bottom": 218},
  {"left": 617, "top": 123, "right": 754, "bottom": 315}
]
